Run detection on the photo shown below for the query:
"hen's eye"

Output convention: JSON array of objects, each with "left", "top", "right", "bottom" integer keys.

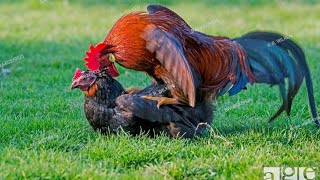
[{"left": 108, "top": 53, "right": 116, "bottom": 62}]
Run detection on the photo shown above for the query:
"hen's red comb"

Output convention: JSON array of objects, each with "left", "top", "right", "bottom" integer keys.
[
  {"left": 83, "top": 42, "right": 107, "bottom": 71},
  {"left": 73, "top": 68, "right": 82, "bottom": 80}
]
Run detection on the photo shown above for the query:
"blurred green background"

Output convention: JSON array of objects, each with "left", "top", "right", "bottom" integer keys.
[{"left": 0, "top": 0, "right": 319, "bottom": 179}]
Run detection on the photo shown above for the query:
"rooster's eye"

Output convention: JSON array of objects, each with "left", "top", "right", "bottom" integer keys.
[{"left": 108, "top": 53, "right": 116, "bottom": 62}]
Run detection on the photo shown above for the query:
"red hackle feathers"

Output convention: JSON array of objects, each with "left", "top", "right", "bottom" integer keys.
[
  {"left": 73, "top": 68, "right": 82, "bottom": 80},
  {"left": 99, "top": 5, "right": 257, "bottom": 106},
  {"left": 83, "top": 42, "right": 107, "bottom": 72}
]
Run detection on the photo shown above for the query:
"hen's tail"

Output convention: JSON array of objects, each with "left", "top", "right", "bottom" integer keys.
[{"left": 233, "top": 31, "right": 319, "bottom": 126}]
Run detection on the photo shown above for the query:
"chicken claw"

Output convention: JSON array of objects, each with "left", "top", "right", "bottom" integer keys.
[
  {"left": 141, "top": 96, "right": 181, "bottom": 108},
  {"left": 126, "top": 87, "right": 140, "bottom": 94}
]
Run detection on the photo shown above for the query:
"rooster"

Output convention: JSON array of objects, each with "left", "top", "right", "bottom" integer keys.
[
  {"left": 70, "top": 68, "right": 212, "bottom": 138},
  {"left": 83, "top": 5, "right": 319, "bottom": 125}
]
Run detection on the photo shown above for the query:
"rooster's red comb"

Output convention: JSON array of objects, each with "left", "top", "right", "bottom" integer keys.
[
  {"left": 73, "top": 68, "right": 82, "bottom": 80},
  {"left": 83, "top": 42, "right": 108, "bottom": 71}
]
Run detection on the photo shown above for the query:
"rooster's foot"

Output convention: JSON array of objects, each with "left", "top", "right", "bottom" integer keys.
[
  {"left": 126, "top": 87, "right": 140, "bottom": 94},
  {"left": 141, "top": 96, "right": 181, "bottom": 108}
]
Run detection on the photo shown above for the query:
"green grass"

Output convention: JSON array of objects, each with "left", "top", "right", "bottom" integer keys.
[{"left": 1, "top": 0, "right": 320, "bottom": 179}]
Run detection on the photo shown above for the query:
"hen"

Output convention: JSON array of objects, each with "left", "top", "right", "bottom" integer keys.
[
  {"left": 70, "top": 68, "right": 212, "bottom": 138},
  {"left": 83, "top": 5, "right": 318, "bottom": 125}
]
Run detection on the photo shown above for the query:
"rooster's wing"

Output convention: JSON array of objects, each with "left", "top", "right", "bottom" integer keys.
[{"left": 141, "top": 24, "right": 197, "bottom": 107}]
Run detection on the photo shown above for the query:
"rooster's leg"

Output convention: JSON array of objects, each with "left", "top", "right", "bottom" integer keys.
[
  {"left": 269, "top": 83, "right": 288, "bottom": 123},
  {"left": 141, "top": 96, "right": 181, "bottom": 108},
  {"left": 126, "top": 87, "right": 140, "bottom": 94}
]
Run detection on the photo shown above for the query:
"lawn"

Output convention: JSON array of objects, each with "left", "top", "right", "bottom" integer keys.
[{"left": 0, "top": 0, "right": 319, "bottom": 179}]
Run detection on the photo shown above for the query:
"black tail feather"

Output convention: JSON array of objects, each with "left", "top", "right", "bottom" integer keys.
[{"left": 234, "top": 31, "right": 318, "bottom": 125}]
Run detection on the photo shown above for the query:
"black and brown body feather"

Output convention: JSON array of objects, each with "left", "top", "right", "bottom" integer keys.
[{"left": 83, "top": 74, "right": 213, "bottom": 138}]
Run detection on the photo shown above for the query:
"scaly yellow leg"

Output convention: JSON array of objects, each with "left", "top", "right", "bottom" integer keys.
[
  {"left": 126, "top": 87, "right": 140, "bottom": 94},
  {"left": 141, "top": 96, "right": 181, "bottom": 108}
]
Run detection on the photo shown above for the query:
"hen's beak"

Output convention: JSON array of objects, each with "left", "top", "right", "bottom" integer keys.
[{"left": 70, "top": 81, "right": 78, "bottom": 90}]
